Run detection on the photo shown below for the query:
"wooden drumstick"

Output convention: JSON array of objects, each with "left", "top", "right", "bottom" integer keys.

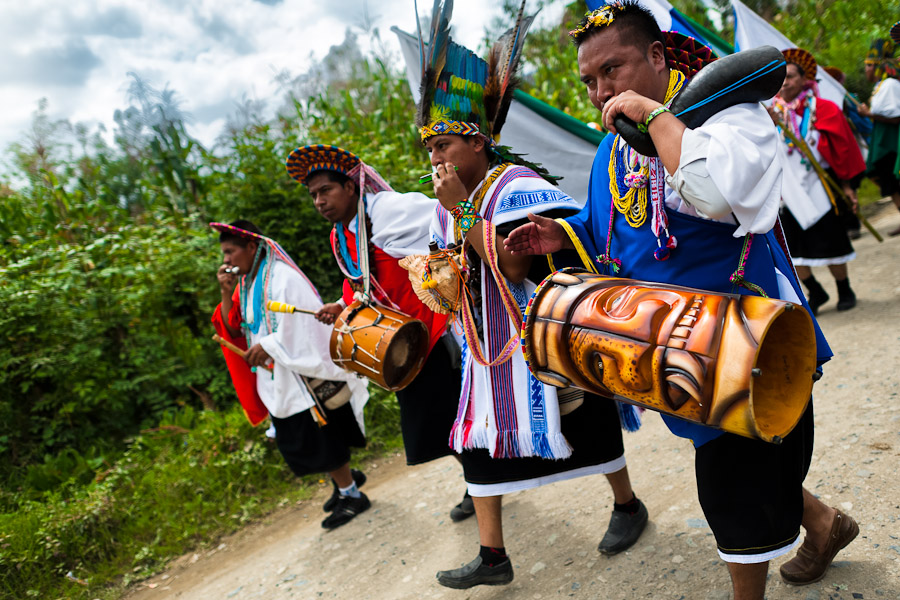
[
  {"left": 212, "top": 334, "right": 273, "bottom": 372},
  {"left": 266, "top": 300, "right": 319, "bottom": 316}
]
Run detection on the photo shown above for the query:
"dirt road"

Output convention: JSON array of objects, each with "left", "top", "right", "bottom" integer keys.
[{"left": 126, "top": 203, "right": 900, "bottom": 600}]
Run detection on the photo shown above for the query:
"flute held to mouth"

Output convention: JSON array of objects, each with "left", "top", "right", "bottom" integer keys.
[{"left": 419, "top": 165, "right": 458, "bottom": 184}]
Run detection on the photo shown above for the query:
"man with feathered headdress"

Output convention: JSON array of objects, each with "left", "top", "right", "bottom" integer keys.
[
  {"left": 284, "top": 145, "right": 473, "bottom": 523},
  {"left": 211, "top": 220, "right": 370, "bottom": 530},
  {"left": 505, "top": 2, "right": 857, "bottom": 597},
  {"left": 859, "top": 27, "right": 900, "bottom": 236},
  {"left": 772, "top": 48, "right": 865, "bottom": 315},
  {"left": 414, "top": 0, "right": 647, "bottom": 588}
]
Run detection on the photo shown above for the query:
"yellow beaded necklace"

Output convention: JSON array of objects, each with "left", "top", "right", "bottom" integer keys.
[{"left": 608, "top": 69, "right": 686, "bottom": 228}]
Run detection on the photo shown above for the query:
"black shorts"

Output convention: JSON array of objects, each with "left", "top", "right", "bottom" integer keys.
[
  {"left": 270, "top": 402, "right": 366, "bottom": 477},
  {"left": 695, "top": 401, "right": 814, "bottom": 562},
  {"left": 461, "top": 393, "right": 626, "bottom": 489},
  {"left": 868, "top": 152, "right": 900, "bottom": 197},
  {"left": 395, "top": 337, "right": 461, "bottom": 465}
]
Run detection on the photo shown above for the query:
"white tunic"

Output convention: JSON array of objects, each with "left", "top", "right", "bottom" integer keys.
[
  {"left": 244, "top": 260, "right": 368, "bottom": 431},
  {"left": 662, "top": 102, "right": 802, "bottom": 304},
  {"left": 870, "top": 77, "right": 900, "bottom": 118}
]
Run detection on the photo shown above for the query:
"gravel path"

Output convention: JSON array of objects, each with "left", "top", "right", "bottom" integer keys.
[{"left": 125, "top": 202, "right": 900, "bottom": 600}]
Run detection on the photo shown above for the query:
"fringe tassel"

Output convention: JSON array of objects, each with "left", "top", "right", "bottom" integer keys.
[
  {"left": 548, "top": 431, "right": 574, "bottom": 460},
  {"left": 618, "top": 403, "right": 642, "bottom": 432},
  {"left": 531, "top": 431, "right": 553, "bottom": 459},
  {"left": 493, "top": 431, "right": 521, "bottom": 458}
]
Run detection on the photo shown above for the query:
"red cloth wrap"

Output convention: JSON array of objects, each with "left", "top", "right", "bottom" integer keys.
[
  {"left": 331, "top": 228, "right": 449, "bottom": 353},
  {"left": 814, "top": 98, "right": 866, "bottom": 181},
  {"left": 211, "top": 287, "right": 268, "bottom": 426}
]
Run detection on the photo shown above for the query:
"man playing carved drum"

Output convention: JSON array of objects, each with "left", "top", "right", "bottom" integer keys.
[
  {"left": 211, "top": 220, "right": 370, "bottom": 530},
  {"left": 284, "top": 146, "right": 474, "bottom": 522},
  {"left": 413, "top": 0, "right": 647, "bottom": 589},
  {"left": 504, "top": 3, "right": 857, "bottom": 598}
]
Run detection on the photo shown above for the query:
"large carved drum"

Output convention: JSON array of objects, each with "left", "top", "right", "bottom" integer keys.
[
  {"left": 521, "top": 270, "right": 817, "bottom": 443},
  {"left": 330, "top": 301, "right": 429, "bottom": 391}
]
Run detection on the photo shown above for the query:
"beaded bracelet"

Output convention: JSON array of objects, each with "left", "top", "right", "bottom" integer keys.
[
  {"left": 637, "top": 106, "right": 671, "bottom": 133},
  {"left": 450, "top": 199, "right": 483, "bottom": 236}
]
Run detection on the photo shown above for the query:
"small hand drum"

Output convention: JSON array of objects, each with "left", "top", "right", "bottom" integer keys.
[{"left": 329, "top": 301, "right": 429, "bottom": 391}]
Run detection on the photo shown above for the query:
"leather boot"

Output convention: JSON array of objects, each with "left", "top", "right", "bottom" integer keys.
[
  {"left": 835, "top": 278, "right": 856, "bottom": 311},
  {"left": 801, "top": 276, "right": 829, "bottom": 316}
]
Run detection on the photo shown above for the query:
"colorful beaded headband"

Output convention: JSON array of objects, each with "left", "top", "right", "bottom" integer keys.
[
  {"left": 782, "top": 48, "right": 817, "bottom": 80},
  {"left": 285, "top": 144, "right": 361, "bottom": 185},
  {"left": 891, "top": 21, "right": 900, "bottom": 46},
  {"left": 419, "top": 119, "right": 482, "bottom": 142}
]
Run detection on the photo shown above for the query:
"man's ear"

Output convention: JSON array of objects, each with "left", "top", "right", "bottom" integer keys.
[
  {"left": 343, "top": 179, "right": 358, "bottom": 197},
  {"left": 648, "top": 40, "right": 666, "bottom": 72},
  {"left": 246, "top": 240, "right": 259, "bottom": 255},
  {"left": 471, "top": 134, "right": 486, "bottom": 154}
]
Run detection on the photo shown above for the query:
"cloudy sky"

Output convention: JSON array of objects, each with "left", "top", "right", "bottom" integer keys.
[{"left": 0, "top": 0, "right": 565, "bottom": 157}]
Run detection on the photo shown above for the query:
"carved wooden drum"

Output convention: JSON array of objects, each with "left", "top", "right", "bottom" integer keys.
[
  {"left": 521, "top": 269, "right": 817, "bottom": 443},
  {"left": 330, "top": 301, "right": 429, "bottom": 391}
]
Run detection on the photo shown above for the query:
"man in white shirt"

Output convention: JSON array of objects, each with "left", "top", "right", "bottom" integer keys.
[{"left": 212, "top": 220, "right": 370, "bottom": 530}]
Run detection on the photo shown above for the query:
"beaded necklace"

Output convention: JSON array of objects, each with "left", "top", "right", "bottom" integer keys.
[
  {"left": 773, "top": 88, "right": 817, "bottom": 168},
  {"left": 453, "top": 162, "right": 511, "bottom": 243},
  {"left": 334, "top": 197, "right": 368, "bottom": 280},
  {"left": 607, "top": 69, "right": 685, "bottom": 229},
  {"left": 238, "top": 245, "right": 276, "bottom": 343},
  {"left": 599, "top": 70, "right": 685, "bottom": 269}
]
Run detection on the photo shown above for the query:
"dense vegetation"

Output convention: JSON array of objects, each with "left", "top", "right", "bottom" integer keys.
[{"left": 0, "top": 1, "right": 891, "bottom": 598}]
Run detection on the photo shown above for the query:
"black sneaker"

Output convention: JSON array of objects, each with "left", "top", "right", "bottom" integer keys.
[
  {"left": 436, "top": 555, "right": 514, "bottom": 589},
  {"left": 321, "top": 492, "right": 370, "bottom": 530},
  {"left": 597, "top": 498, "right": 649, "bottom": 555},
  {"left": 323, "top": 469, "right": 366, "bottom": 512},
  {"left": 449, "top": 491, "right": 475, "bottom": 522}
]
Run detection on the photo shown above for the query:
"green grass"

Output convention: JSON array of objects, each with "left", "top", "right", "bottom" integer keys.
[{"left": 0, "top": 387, "right": 402, "bottom": 600}]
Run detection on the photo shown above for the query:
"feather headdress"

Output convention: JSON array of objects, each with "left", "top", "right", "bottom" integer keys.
[
  {"left": 415, "top": 0, "right": 532, "bottom": 143},
  {"left": 415, "top": 0, "right": 557, "bottom": 182}
]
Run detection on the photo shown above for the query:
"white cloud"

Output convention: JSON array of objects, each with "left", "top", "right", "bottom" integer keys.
[{"left": 0, "top": 0, "right": 564, "bottom": 159}]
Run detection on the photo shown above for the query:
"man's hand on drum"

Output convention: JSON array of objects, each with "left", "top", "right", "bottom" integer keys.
[
  {"left": 245, "top": 343, "right": 272, "bottom": 368},
  {"left": 504, "top": 213, "right": 572, "bottom": 256},
  {"left": 431, "top": 162, "right": 469, "bottom": 211},
  {"left": 315, "top": 303, "right": 343, "bottom": 325}
]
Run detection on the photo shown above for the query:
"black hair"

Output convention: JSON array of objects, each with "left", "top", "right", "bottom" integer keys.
[
  {"left": 219, "top": 219, "right": 263, "bottom": 247},
  {"left": 307, "top": 169, "right": 360, "bottom": 197},
  {"left": 571, "top": 1, "right": 664, "bottom": 52}
]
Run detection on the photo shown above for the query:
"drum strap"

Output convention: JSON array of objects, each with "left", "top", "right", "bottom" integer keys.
[
  {"left": 457, "top": 220, "right": 523, "bottom": 367},
  {"left": 298, "top": 375, "right": 329, "bottom": 427}
]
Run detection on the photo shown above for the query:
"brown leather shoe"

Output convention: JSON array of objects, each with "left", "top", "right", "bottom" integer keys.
[{"left": 780, "top": 509, "right": 859, "bottom": 585}]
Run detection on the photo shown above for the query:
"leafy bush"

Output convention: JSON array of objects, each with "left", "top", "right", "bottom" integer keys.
[{"left": 0, "top": 218, "right": 228, "bottom": 475}]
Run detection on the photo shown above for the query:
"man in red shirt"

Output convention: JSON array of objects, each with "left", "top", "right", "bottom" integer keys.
[{"left": 286, "top": 145, "right": 473, "bottom": 522}]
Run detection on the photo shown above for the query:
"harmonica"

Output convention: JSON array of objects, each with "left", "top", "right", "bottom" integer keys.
[
  {"left": 224, "top": 266, "right": 241, "bottom": 274},
  {"left": 419, "top": 165, "right": 459, "bottom": 184}
]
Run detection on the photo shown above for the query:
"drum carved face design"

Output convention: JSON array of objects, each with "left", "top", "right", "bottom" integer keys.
[
  {"left": 522, "top": 271, "right": 817, "bottom": 442},
  {"left": 569, "top": 283, "right": 726, "bottom": 417}
]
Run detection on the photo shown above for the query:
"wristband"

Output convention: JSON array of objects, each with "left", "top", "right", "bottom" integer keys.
[
  {"left": 637, "top": 106, "right": 671, "bottom": 133},
  {"left": 450, "top": 199, "right": 483, "bottom": 236}
]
